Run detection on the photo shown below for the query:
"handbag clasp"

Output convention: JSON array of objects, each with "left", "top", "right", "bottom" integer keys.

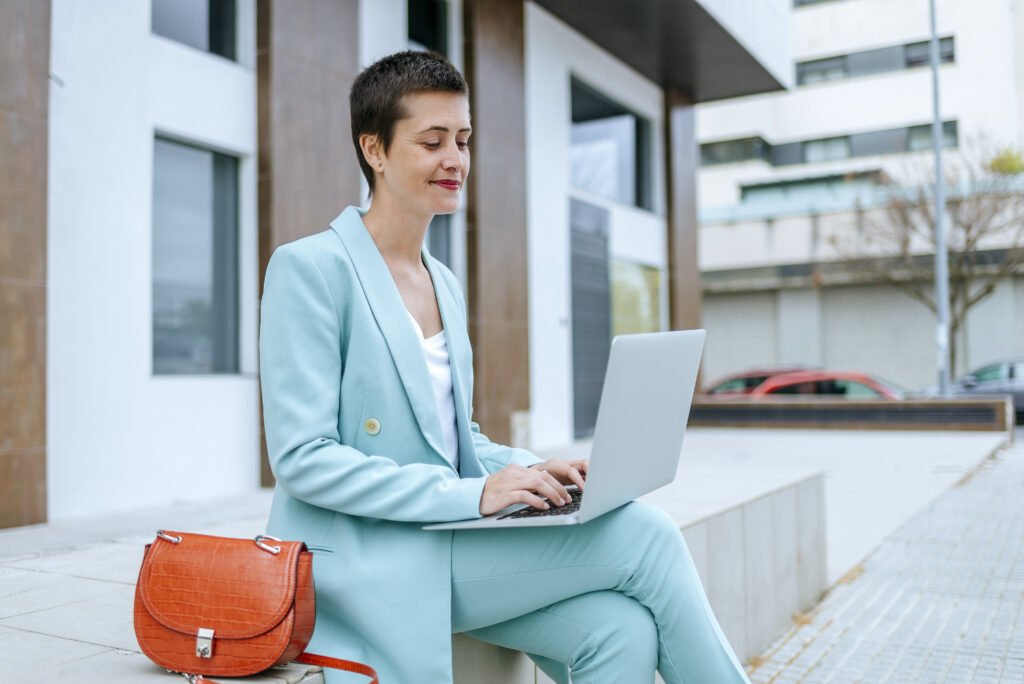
[{"left": 196, "top": 627, "right": 214, "bottom": 658}]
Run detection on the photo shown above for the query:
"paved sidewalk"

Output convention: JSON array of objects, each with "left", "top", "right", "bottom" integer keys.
[
  {"left": 0, "top": 429, "right": 1010, "bottom": 682},
  {"left": 748, "top": 443, "right": 1024, "bottom": 684}
]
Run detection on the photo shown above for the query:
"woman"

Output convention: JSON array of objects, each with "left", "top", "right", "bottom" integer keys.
[{"left": 260, "top": 51, "right": 750, "bottom": 684}]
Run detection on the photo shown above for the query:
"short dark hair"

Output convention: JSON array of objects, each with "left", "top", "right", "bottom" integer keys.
[{"left": 349, "top": 51, "right": 468, "bottom": 195}]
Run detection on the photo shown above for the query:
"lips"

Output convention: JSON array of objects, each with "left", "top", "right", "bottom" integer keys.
[{"left": 432, "top": 180, "right": 460, "bottom": 190}]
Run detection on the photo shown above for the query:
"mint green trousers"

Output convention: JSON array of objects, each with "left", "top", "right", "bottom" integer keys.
[{"left": 451, "top": 502, "right": 751, "bottom": 684}]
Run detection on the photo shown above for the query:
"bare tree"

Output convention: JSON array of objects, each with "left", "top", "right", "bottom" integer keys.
[{"left": 834, "top": 141, "right": 1024, "bottom": 375}]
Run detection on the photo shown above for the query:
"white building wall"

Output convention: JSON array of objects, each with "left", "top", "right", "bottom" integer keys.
[
  {"left": 777, "top": 289, "right": 823, "bottom": 367},
  {"left": 820, "top": 285, "right": 937, "bottom": 388},
  {"left": 964, "top": 278, "right": 1018, "bottom": 372},
  {"left": 47, "top": 0, "right": 260, "bottom": 519},
  {"left": 702, "top": 292, "right": 779, "bottom": 385}
]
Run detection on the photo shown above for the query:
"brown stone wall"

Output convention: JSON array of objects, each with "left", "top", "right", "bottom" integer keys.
[
  {"left": 463, "top": 0, "right": 530, "bottom": 446},
  {"left": 666, "top": 88, "right": 702, "bottom": 332},
  {"left": 256, "top": 0, "right": 362, "bottom": 485},
  {"left": 0, "top": 0, "right": 50, "bottom": 528}
]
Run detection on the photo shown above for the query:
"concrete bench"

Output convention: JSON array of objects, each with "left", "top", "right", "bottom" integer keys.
[{"left": 230, "top": 466, "right": 827, "bottom": 684}]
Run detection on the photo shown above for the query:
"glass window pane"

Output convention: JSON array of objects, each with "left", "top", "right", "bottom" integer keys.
[
  {"left": 571, "top": 115, "right": 637, "bottom": 205},
  {"left": 908, "top": 121, "right": 957, "bottom": 152},
  {"left": 426, "top": 213, "right": 451, "bottom": 267},
  {"left": 905, "top": 37, "right": 954, "bottom": 69},
  {"left": 847, "top": 46, "right": 903, "bottom": 78},
  {"left": 804, "top": 137, "right": 850, "bottom": 163},
  {"left": 611, "top": 260, "right": 661, "bottom": 336},
  {"left": 153, "top": 138, "right": 238, "bottom": 374},
  {"left": 974, "top": 364, "right": 1007, "bottom": 382},
  {"left": 570, "top": 78, "right": 652, "bottom": 210},
  {"left": 796, "top": 56, "right": 846, "bottom": 85},
  {"left": 152, "top": 0, "right": 236, "bottom": 60},
  {"left": 711, "top": 378, "right": 747, "bottom": 393},
  {"left": 408, "top": 0, "right": 448, "bottom": 56}
]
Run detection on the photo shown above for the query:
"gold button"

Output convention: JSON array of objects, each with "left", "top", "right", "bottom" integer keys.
[{"left": 364, "top": 418, "right": 381, "bottom": 435}]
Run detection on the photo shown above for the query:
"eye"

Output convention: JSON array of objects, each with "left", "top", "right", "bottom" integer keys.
[
  {"left": 423, "top": 141, "right": 441, "bottom": 149},
  {"left": 457, "top": 140, "right": 470, "bottom": 150}
]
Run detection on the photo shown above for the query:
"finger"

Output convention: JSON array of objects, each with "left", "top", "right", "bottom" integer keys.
[
  {"left": 514, "top": 490, "right": 550, "bottom": 510},
  {"left": 566, "top": 466, "right": 586, "bottom": 490},
  {"left": 536, "top": 471, "right": 570, "bottom": 505},
  {"left": 573, "top": 460, "right": 589, "bottom": 477},
  {"left": 549, "top": 470, "right": 572, "bottom": 501}
]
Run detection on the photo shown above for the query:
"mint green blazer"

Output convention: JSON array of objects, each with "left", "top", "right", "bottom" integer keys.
[{"left": 259, "top": 206, "right": 541, "bottom": 683}]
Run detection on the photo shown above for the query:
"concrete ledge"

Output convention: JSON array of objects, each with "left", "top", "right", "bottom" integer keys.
[{"left": 450, "top": 465, "right": 828, "bottom": 682}]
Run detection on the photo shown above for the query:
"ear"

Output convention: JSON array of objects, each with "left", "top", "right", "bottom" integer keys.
[{"left": 359, "top": 133, "right": 385, "bottom": 174}]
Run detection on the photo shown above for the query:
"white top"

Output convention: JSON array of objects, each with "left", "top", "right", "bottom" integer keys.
[{"left": 407, "top": 311, "right": 460, "bottom": 470}]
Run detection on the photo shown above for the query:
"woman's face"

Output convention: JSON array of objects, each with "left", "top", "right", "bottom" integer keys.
[{"left": 374, "top": 91, "right": 471, "bottom": 218}]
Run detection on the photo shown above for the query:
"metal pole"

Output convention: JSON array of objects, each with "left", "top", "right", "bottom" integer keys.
[{"left": 929, "top": 0, "right": 952, "bottom": 394}]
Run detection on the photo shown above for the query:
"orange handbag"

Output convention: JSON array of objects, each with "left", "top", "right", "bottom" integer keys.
[{"left": 134, "top": 530, "right": 379, "bottom": 684}]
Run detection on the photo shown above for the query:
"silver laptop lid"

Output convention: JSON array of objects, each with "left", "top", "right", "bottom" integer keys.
[{"left": 576, "top": 329, "right": 705, "bottom": 523}]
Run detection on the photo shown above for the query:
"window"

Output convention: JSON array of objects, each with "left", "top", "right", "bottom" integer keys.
[
  {"left": 152, "top": 0, "right": 236, "bottom": 60},
  {"left": 908, "top": 121, "right": 958, "bottom": 152},
  {"left": 426, "top": 214, "right": 451, "bottom": 267},
  {"left": 570, "top": 78, "right": 653, "bottom": 210},
  {"left": 803, "top": 136, "right": 850, "bottom": 163},
  {"left": 710, "top": 378, "right": 749, "bottom": 393},
  {"left": 408, "top": 0, "right": 448, "bottom": 56},
  {"left": 152, "top": 137, "right": 239, "bottom": 374},
  {"left": 769, "top": 382, "right": 818, "bottom": 395},
  {"left": 832, "top": 380, "right": 883, "bottom": 398},
  {"left": 702, "top": 122, "right": 958, "bottom": 168},
  {"left": 795, "top": 37, "right": 954, "bottom": 87},
  {"left": 905, "top": 37, "right": 955, "bottom": 69},
  {"left": 740, "top": 171, "right": 881, "bottom": 205},
  {"left": 796, "top": 56, "right": 846, "bottom": 85},
  {"left": 701, "top": 137, "right": 771, "bottom": 166},
  {"left": 973, "top": 364, "right": 1008, "bottom": 383},
  {"left": 611, "top": 260, "right": 660, "bottom": 336}
]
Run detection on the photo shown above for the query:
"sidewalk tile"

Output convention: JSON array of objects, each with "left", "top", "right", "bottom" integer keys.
[{"left": 0, "top": 584, "right": 136, "bottom": 651}]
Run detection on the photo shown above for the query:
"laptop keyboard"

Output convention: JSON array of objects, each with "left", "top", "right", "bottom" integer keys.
[{"left": 498, "top": 488, "right": 583, "bottom": 520}]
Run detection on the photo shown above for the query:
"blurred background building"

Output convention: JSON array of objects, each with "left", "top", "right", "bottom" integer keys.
[
  {"left": 1, "top": 0, "right": 788, "bottom": 526},
  {"left": 697, "top": 0, "right": 1024, "bottom": 390}
]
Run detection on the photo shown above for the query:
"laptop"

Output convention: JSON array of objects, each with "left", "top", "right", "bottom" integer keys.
[{"left": 424, "top": 329, "right": 705, "bottom": 530}]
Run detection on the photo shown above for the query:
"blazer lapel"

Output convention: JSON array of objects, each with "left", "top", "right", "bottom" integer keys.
[
  {"left": 329, "top": 207, "right": 452, "bottom": 469},
  {"left": 425, "top": 256, "right": 485, "bottom": 479}
]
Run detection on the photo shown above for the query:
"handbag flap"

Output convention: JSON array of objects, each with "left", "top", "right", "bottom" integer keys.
[{"left": 138, "top": 531, "right": 306, "bottom": 639}]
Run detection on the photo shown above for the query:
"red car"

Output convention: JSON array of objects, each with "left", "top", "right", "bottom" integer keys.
[
  {"left": 704, "top": 367, "right": 809, "bottom": 396},
  {"left": 747, "top": 370, "right": 905, "bottom": 400}
]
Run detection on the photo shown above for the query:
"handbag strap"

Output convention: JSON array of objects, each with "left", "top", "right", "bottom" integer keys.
[{"left": 189, "top": 652, "right": 379, "bottom": 684}]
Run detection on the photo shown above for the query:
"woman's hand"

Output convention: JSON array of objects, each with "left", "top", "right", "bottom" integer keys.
[
  {"left": 479, "top": 463, "right": 573, "bottom": 516},
  {"left": 528, "top": 458, "right": 588, "bottom": 490},
  {"left": 478, "top": 459, "right": 589, "bottom": 516}
]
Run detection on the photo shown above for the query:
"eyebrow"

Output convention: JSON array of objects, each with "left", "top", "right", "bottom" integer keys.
[{"left": 416, "top": 125, "right": 472, "bottom": 134}]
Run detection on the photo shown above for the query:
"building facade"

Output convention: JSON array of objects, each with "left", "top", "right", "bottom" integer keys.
[
  {"left": 1, "top": 0, "right": 787, "bottom": 527},
  {"left": 696, "top": 0, "right": 1024, "bottom": 391}
]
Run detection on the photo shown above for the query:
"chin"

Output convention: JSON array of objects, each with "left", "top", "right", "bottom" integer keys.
[{"left": 430, "top": 199, "right": 461, "bottom": 215}]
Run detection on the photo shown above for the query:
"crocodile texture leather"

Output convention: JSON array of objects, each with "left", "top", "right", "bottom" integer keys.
[{"left": 133, "top": 531, "right": 377, "bottom": 683}]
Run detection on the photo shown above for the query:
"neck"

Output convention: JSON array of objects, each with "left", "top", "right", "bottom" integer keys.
[{"left": 362, "top": 192, "right": 431, "bottom": 266}]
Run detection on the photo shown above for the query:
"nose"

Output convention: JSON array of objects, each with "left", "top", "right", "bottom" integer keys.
[{"left": 442, "top": 140, "right": 465, "bottom": 174}]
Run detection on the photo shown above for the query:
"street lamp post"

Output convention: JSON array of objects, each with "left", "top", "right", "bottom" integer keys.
[{"left": 929, "top": 0, "right": 952, "bottom": 395}]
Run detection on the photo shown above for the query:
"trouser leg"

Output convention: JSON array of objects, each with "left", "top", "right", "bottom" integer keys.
[
  {"left": 462, "top": 590, "right": 657, "bottom": 684},
  {"left": 450, "top": 502, "right": 750, "bottom": 684}
]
